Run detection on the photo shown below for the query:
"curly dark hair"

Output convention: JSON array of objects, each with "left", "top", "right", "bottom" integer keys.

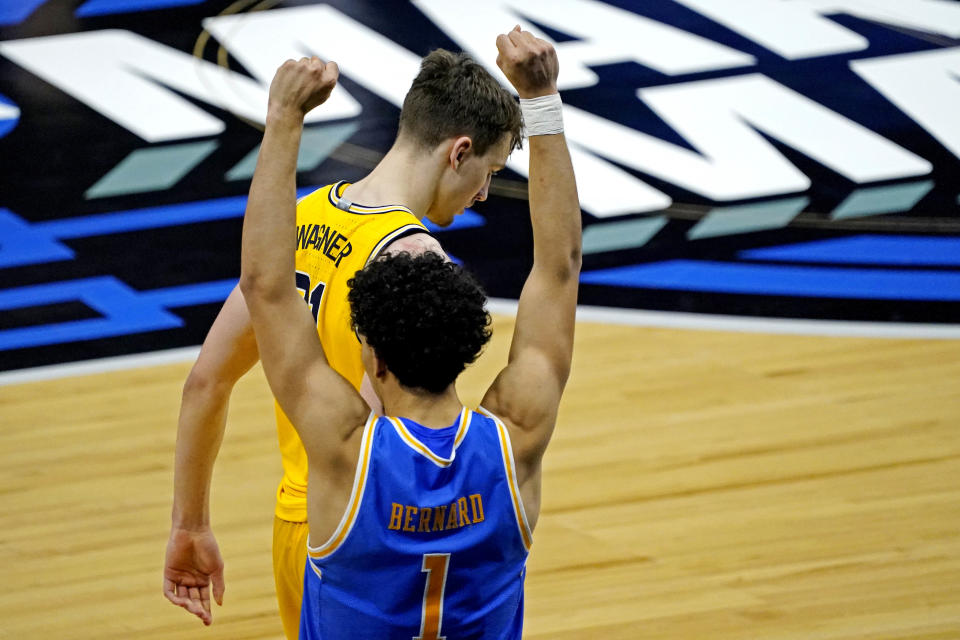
[
  {"left": 398, "top": 49, "right": 523, "bottom": 156},
  {"left": 348, "top": 252, "right": 492, "bottom": 394}
]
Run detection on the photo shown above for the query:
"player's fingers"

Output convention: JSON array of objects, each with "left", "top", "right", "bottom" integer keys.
[
  {"left": 182, "top": 599, "right": 204, "bottom": 616},
  {"left": 495, "top": 33, "right": 515, "bottom": 55},
  {"left": 178, "top": 589, "right": 206, "bottom": 619},
  {"left": 163, "top": 578, "right": 185, "bottom": 605},
  {"left": 211, "top": 570, "right": 225, "bottom": 606},
  {"left": 186, "top": 585, "right": 204, "bottom": 616},
  {"left": 324, "top": 60, "right": 339, "bottom": 83},
  {"left": 167, "top": 581, "right": 203, "bottom": 618},
  {"left": 526, "top": 33, "right": 546, "bottom": 53},
  {"left": 182, "top": 600, "right": 208, "bottom": 624},
  {"left": 516, "top": 29, "right": 543, "bottom": 57},
  {"left": 199, "top": 584, "right": 212, "bottom": 617}
]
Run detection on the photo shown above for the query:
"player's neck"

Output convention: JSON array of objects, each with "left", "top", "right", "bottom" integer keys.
[
  {"left": 343, "top": 142, "right": 442, "bottom": 220},
  {"left": 381, "top": 383, "right": 463, "bottom": 430}
]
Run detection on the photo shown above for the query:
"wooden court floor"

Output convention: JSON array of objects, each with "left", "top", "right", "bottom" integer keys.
[{"left": 1, "top": 316, "right": 959, "bottom": 639}]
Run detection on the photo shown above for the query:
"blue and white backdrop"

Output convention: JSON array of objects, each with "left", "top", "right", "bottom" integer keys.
[{"left": 2, "top": 0, "right": 960, "bottom": 371}]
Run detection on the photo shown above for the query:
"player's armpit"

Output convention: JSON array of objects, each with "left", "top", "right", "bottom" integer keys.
[
  {"left": 481, "top": 351, "right": 561, "bottom": 466},
  {"left": 480, "top": 208, "right": 579, "bottom": 469},
  {"left": 480, "top": 270, "right": 576, "bottom": 471}
]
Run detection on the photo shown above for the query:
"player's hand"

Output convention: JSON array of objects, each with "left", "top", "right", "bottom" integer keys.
[
  {"left": 163, "top": 527, "right": 226, "bottom": 626},
  {"left": 495, "top": 26, "right": 559, "bottom": 99},
  {"left": 267, "top": 56, "right": 339, "bottom": 120}
]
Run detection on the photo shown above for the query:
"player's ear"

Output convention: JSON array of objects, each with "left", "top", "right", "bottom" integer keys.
[
  {"left": 449, "top": 136, "right": 472, "bottom": 170},
  {"left": 373, "top": 351, "right": 389, "bottom": 380}
]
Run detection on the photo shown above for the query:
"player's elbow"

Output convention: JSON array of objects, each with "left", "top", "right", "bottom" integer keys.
[
  {"left": 182, "top": 365, "right": 232, "bottom": 402},
  {"left": 553, "top": 247, "right": 582, "bottom": 282},
  {"left": 238, "top": 271, "right": 281, "bottom": 308},
  {"left": 237, "top": 271, "right": 260, "bottom": 300},
  {"left": 569, "top": 246, "right": 583, "bottom": 275}
]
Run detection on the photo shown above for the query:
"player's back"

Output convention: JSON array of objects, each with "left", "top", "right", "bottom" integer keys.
[
  {"left": 300, "top": 408, "right": 532, "bottom": 639},
  {"left": 275, "top": 182, "right": 428, "bottom": 521}
]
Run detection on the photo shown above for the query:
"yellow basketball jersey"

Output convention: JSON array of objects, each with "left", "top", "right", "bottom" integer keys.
[{"left": 274, "top": 181, "right": 428, "bottom": 521}]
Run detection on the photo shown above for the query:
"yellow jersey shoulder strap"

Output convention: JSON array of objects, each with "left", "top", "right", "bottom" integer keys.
[
  {"left": 316, "top": 181, "right": 432, "bottom": 264},
  {"left": 327, "top": 180, "right": 416, "bottom": 216}
]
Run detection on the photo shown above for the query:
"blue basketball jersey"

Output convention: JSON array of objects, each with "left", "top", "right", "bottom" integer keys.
[{"left": 300, "top": 407, "right": 533, "bottom": 639}]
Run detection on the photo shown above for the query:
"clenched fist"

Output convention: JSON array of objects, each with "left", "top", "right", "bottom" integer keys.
[
  {"left": 495, "top": 26, "right": 559, "bottom": 99},
  {"left": 268, "top": 56, "right": 340, "bottom": 120}
]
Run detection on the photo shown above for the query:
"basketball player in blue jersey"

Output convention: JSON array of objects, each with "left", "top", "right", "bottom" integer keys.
[
  {"left": 164, "top": 44, "right": 522, "bottom": 634},
  {"left": 237, "top": 26, "right": 580, "bottom": 638}
]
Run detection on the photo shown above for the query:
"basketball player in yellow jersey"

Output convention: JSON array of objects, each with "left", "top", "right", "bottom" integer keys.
[{"left": 163, "top": 47, "right": 522, "bottom": 635}]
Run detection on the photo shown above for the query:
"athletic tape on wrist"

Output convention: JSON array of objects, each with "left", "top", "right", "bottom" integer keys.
[{"left": 520, "top": 93, "right": 564, "bottom": 137}]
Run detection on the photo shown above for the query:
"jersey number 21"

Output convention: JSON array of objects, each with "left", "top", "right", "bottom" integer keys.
[{"left": 296, "top": 271, "right": 326, "bottom": 328}]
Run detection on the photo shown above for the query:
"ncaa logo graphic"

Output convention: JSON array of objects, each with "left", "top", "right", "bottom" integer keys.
[{"left": 1, "top": 0, "right": 960, "bottom": 372}]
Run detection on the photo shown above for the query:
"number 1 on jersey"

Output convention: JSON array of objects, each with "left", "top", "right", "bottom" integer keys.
[{"left": 416, "top": 553, "right": 450, "bottom": 640}]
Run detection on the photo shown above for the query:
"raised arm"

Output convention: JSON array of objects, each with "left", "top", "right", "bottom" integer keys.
[
  {"left": 238, "top": 58, "right": 368, "bottom": 458},
  {"left": 163, "top": 284, "right": 257, "bottom": 624},
  {"left": 481, "top": 28, "right": 582, "bottom": 472}
]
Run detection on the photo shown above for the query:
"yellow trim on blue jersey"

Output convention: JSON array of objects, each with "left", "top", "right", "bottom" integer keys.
[
  {"left": 454, "top": 410, "right": 471, "bottom": 450},
  {"left": 307, "top": 412, "right": 378, "bottom": 559},
  {"left": 386, "top": 408, "right": 471, "bottom": 468},
  {"left": 478, "top": 406, "right": 534, "bottom": 551},
  {"left": 308, "top": 559, "right": 323, "bottom": 580}
]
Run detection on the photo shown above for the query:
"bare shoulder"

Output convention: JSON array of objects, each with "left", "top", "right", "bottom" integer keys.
[
  {"left": 382, "top": 232, "right": 445, "bottom": 258},
  {"left": 480, "top": 362, "right": 560, "bottom": 469}
]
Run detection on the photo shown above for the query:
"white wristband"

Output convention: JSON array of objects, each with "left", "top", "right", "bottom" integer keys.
[{"left": 520, "top": 93, "right": 563, "bottom": 137}]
